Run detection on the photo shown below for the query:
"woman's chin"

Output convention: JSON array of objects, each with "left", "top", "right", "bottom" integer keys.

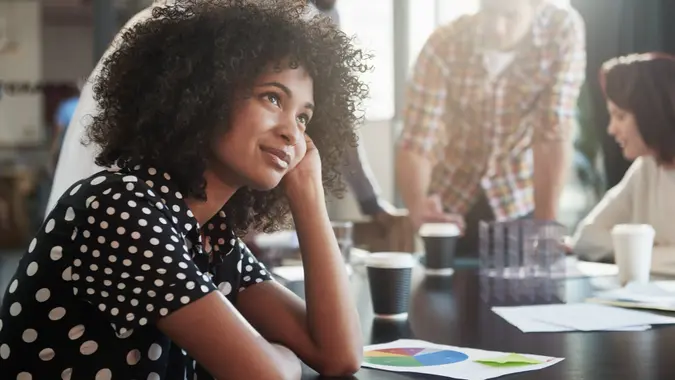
[{"left": 246, "top": 175, "right": 282, "bottom": 192}]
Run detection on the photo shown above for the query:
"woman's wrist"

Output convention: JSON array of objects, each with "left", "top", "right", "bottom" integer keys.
[{"left": 286, "top": 178, "right": 325, "bottom": 210}]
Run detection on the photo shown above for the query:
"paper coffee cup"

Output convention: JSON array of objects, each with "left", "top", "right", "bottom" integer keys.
[
  {"left": 365, "top": 252, "right": 417, "bottom": 319},
  {"left": 611, "top": 224, "right": 655, "bottom": 285},
  {"left": 419, "top": 223, "right": 461, "bottom": 276}
]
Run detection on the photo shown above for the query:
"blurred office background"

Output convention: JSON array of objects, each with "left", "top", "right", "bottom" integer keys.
[{"left": 1, "top": 0, "right": 675, "bottom": 288}]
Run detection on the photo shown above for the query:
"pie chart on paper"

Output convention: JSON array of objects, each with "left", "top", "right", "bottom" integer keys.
[{"left": 363, "top": 347, "right": 469, "bottom": 367}]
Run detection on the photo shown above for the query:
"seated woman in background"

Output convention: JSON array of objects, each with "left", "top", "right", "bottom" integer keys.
[
  {"left": 571, "top": 53, "right": 675, "bottom": 262},
  {"left": 0, "top": 1, "right": 365, "bottom": 379}
]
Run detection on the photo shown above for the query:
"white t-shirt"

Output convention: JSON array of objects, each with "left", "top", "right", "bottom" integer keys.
[
  {"left": 482, "top": 50, "right": 516, "bottom": 82},
  {"left": 46, "top": 6, "right": 158, "bottom": 215},
  {"left": 571, "top": 156, "right": 675, "bottom": 261}
]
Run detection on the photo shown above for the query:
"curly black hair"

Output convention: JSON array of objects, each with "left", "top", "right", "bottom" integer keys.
[{"left": 88, "top": 0, "right": 370, "bottom": 234}]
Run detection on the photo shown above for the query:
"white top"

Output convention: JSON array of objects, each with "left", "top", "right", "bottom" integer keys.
[
  {"left": 571, "top": 156, "right": 675, "bottom": 261},
  {"left": 45, "top": 6, "right": 157, "bottom": 216},
  {"left": 482, "top": 50, "right": 516, "bottom": 82}
]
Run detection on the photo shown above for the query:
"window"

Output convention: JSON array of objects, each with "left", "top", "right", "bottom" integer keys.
[
  {"left": 407, "top": 0, "right": 479, "bottom": 68},
  {"left": 336, "top": 1, "right": 394, "bottom": 121}
]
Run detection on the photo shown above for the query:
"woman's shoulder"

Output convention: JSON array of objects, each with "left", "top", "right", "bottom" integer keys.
[
  {"left": 623, "top": 157, "right": 652, "bottom": 180},
  {"left": 57, "top": 168, "right": 140, "bottom": 197},
  {"left": 611, "top": 156, "right": 669, "bottom": 200},
  {"left": 49, "top": 168, "right": 158, "bottom": 221},
  {"left": 627, "top": 156, "right": 669, "bottom": 183}
]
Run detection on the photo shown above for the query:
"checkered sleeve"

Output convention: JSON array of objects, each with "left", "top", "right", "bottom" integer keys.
[
  {"left": 399, "top": 27, "right": 452, "bottom": 165},
  {"left": 534, "top": 9, "right": 586, "bottom": 142}
]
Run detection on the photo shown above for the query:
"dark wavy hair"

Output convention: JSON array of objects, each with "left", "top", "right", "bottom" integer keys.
[
  {"left": 88, "top": 0, "right": 370, "bottom": 234},
  {"left": 600, "top": 52, "right": 675, "bottom": 164}
]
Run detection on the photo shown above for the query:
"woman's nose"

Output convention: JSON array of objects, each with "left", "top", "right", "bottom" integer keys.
[{"left": 277, "top": 115, "right": 301, "bottom": 145}]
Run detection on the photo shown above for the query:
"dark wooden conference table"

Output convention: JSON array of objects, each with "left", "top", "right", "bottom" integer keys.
[{"left": 288, "top": 262, "right": 675, "bottom": 380}]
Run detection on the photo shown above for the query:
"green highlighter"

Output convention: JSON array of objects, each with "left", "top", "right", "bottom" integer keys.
[{"left": 474, "top": 353, "right": 544, "bottom": 367}]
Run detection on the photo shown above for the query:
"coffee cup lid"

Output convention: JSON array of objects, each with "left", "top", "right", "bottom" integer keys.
[
  {"left": 611, "top": 224, "right": 655, "bottom": 235},
  {"left": 419, "top": 223, "right": 460, "bottom": 237},
  {"left": 366, "top": 252, "right": 417, "bottom": 269}
]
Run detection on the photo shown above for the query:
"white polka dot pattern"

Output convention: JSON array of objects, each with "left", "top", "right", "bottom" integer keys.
[
  {"left": 70, "top": 180, "right": 217, "bottom": 335},
  {"left": 0, "top": 167, "right": 272, "bottom": 379}
]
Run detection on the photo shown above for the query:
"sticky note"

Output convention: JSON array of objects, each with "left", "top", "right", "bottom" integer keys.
[{"left": 474, "top": 353, "right": 544, "bottom": 367}]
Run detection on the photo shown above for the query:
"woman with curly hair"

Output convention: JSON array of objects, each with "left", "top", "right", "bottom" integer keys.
[
  {"left": 48, "top": 0, "right": 395, "bottom": 222},
  {"left": 0, "top": 1, "right": 367, "bottom": 378},
  {"left": 570, "top": 53, "right": 675, "bottom": 262}
]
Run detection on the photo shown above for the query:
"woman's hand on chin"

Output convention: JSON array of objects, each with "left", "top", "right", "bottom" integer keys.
[{"left": 282, "top": 135, "right": 323, "bottom": 202}]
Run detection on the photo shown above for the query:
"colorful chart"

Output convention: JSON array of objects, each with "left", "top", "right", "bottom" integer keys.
[{"left": 363, "top": 347, "right": 469, "bottom": 367}]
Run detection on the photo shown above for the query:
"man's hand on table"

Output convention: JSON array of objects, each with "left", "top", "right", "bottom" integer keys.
[{"left": 409, "top": 194, "right": 465, "bottom": 234}]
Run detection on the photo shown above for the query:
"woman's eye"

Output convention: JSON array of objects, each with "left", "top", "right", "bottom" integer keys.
[
  {"left": 297, "top": 114, "right": 309, "bottom": 125},
  {"left": 266, "top": 93, "right": 280, "bottom": 106}
]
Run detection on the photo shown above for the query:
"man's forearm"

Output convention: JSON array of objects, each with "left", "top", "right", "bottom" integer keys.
[
  {"left": 396, "top": 149, "right": 433, "bottom": 210},
  {"left": 533, "top": 141, "right": 569, "bottom": 220}
]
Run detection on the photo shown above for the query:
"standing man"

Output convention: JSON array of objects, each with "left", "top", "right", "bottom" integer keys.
[
  {"left": 48, "top": 0, "right": 395, "bottom": 221},
  {"left": 396, "top": 0, "right": 586, "bottom": 255}
]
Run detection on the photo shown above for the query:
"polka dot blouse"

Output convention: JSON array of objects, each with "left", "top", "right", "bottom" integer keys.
[{"left": 0, "top": 165, "right": 272, "bottom": 379}]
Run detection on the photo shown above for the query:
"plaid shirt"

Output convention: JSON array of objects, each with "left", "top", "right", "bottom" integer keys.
[{"left": 400, "top": 3, "right": 586, "bottom": 221}]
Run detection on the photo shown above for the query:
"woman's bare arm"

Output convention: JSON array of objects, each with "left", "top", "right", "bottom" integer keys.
[
  {"left": 158, "top": 291, "right": 302, "bottom": 380},
  {"left": 237, "top": 179, "right": 363, "bottom": 376}
]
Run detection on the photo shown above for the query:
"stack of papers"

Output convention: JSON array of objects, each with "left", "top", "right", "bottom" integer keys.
[
  {"left": 588, "top": 281, "right": 675, "bottom": 312},
  {"left": 492, "top": 303, "right": 675, "bottom": 333}
]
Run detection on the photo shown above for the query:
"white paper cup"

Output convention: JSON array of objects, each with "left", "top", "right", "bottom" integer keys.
[
  {"left": 365, "top": 253, "right": 417, "bottom": 319},
  {"left": 611, "top": 224, "right": 655, "bottom": 285}
]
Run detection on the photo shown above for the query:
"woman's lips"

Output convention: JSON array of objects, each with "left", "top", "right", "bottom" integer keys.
[{"left": 260, "top": 146, "right": 290, "bottom": 169}]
